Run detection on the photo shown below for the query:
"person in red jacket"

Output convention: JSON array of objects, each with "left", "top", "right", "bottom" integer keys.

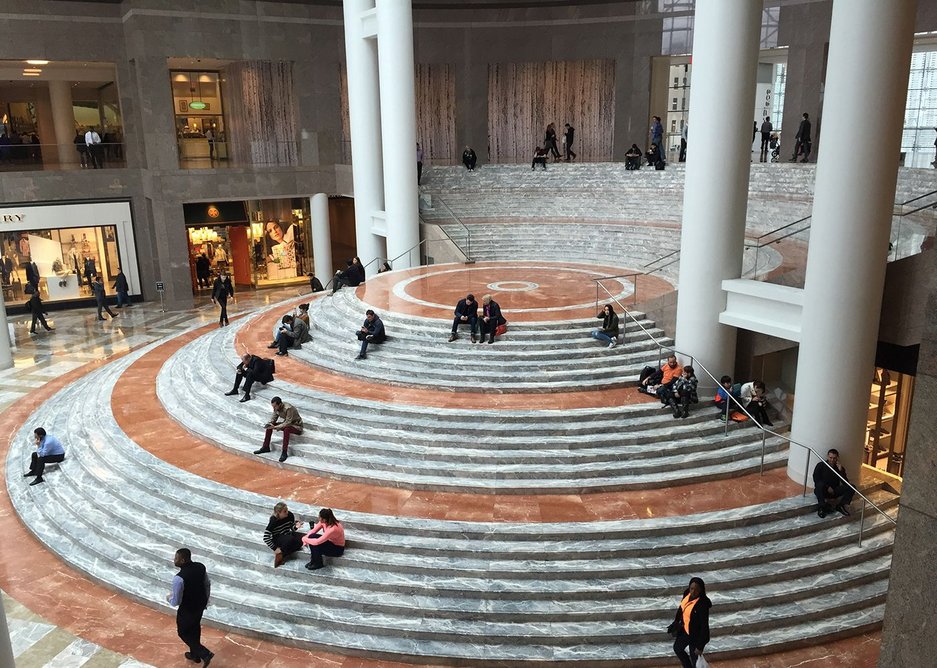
[{"left": 302, "top": 508, "right": 345, "bottom": 571}]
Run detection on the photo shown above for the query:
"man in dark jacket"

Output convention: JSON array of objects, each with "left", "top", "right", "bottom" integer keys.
[
  {"left": 480, "top": 294, "right": 506, "bottom": 345},
  {"left": 225, "top": 352, "right": 275, "bottom": 402},
  {"left": 167, "top": 548, "right": 214, "bottom": 666},
  {"left": 462, "top": 146, "right": 477, "bottom": 171},
  {"left": 112, "top": 267, "right": 130, "bottom": 308},
  {"left": 211, "top": 271, "right": 234, "bottom": 327},
  {"left": 564, "top": 123, "right": 576, "bottom": 161},
  {"left": 448, "top": 293, "right": 479, "bottom": 343},
  {"left": 91, "top": 275, "right": 117, "bottom": 320},
  {"left": 791, "top": 112, "right": 812, "bottom": 162},
  {"left": 667, "top": 577, "right": 711, "bottom": 668},
  {"left": 813, "top": 448, "right": 856, "bottom": 518},
  {"left": 355, "top": 309, "right": 385, "bottom": 360},
  {"left": 27, "top": 291, "right": 53, "bottom": 334}
]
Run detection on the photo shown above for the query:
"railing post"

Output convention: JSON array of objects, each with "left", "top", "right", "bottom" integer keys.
[
  {"left": 760, "top": 428, "right": 766, "bottom": 475},
  {"left": 858, "top": 500, "right": 866, "bottom": 547},
  {"left": 595, "top": 281, "right": 599, "bottom": 315},
  {"left": 723, "top": 393, "right": 730, "bottom": 436},
  {"left": 633, "top": 274, "right": 638, "bottom": 305},
  {"left": 802, "top": 449, "right": 812, "bottom": 498}
]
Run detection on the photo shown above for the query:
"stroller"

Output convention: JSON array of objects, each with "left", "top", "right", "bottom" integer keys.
[{"left": 769, "top": 134, "right": 781, "bottom": 162}]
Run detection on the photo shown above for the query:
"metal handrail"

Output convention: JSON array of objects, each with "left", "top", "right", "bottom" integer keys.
[
  {"left": 594, "top": 280, "right": 898, "bottom": 545},
  {"left": 644, "top": 249, "right": 680, "bottom": 268},
  {"left": 591, "top": 272, "right": 641, "bottom": 312},
  {"left": 434, "top": 198, "right": 473, "bottom": 261}
]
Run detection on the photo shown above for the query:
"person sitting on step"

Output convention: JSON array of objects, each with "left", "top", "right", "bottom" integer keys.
[
  {"left": 480, "top": 294, "right": 506, "bottom": 345},
  {"left": 462, "top": 146, "right": 477, "bottom": 171},
  {"left": 660, "top": 366, "right": 699, "bottom": 418},
  {"left": 225, "top": 352, "right": 275, "bottom": 403},
  {"left": 302, "top": 508, "right": 346, "bottom": 571},
  {"left": 740, "top": 379, "right": 774, "bottom": 427},
  {"left": 448, "top": 293, "right": 479, "bottom": 343},
  {"left": 253, "top": 396, "right": 303, "bottom": 463},
  {"left": 269, "top": 314, "right": 310, "bottom": 357},
  {"left": 714, "top": 375, "right": 741, "bottom": 420},
  {"left": 531, "top": 145, "right": 549, "bottom": 170},
  {"left": 355, "top": 309, "right": 386, "bottom": 360},
  {"left": 23, "top": 427, "right": 65, "bottom": 486},
  {"left": 295, "top": 303, "right": 311, "bottom": 327},
  {"left": 813, "top": 448, "right": 856, "bottom": 518},
  {"left": 625, "top": 144, "right": 642, "bottom": 170},
  {"left": 263, "top": 501, "right": 306, "bottom": 568},
  {"left": 591, "top": 303, "right": 620, "bottom": 348},
  {"left": 637, "top": 354, "right": 682, "bottom": 396},
  {"left": 332, "top": 256, "right": 365, "bottom": 294}
]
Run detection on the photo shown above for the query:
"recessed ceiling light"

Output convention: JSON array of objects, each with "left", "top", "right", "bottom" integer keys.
[
  {"left": 25, "top": 60, "right": 49, "bottom": 66},
  {"left": 23, "top": 68, "right": 42, "bottom": 73},
  {"left": 23, "top": 72, "right": 41, "bottom": 77}
]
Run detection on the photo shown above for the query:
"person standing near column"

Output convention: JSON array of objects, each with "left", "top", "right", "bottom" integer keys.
[
  {"left": 84, "top": 126, "right": 102, "bottom": 169},
  {"left": 649, "top": 116, "right": 663, "bottom": 155},
  {"left": 211, "top": 270, "right": 234, "bottom": 327},
  {"left": 759, "top": 117, "right": 773, "bottom": 162},
  {"left": 167, "top": 548, "right": 214, "bottom": 667},
  {"left": 91, "top": 275, "right": 117, "bottom": 321},
  {"left": 416, "top": 143, "right": 424, "bottom": 185},
  {"left": 564, "top": 123, "right": 577, "bottom": 161},
  {"left": 790, "top": 112, "right": 812, "bottom": 162}
]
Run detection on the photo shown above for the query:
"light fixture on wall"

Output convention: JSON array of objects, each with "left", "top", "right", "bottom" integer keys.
[
  {"left": 25, "top": 60, "right": 49, "bottom": 66},
  {"left": 188, "top": 72, "right": 207, "bottom": 110}
]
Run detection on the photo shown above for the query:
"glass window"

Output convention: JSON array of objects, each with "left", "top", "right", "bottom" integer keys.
[
  {"left": 903, "top": 50, "right": 937, "bottom": 168},
  {"left": 170, "top": 70, "right": 227, "bottom": 167}
]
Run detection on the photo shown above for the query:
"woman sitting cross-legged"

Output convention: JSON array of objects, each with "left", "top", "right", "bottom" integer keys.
[{"left": 302, "top": 508, "right": 345, "bottom": 571}]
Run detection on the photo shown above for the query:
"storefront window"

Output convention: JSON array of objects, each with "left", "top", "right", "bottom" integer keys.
[
  {"left": 865, "top": 367, "right": 913, "bottom": 479},
  {"left": 171, "top": 70, "right": 226, "bottom": 166},
  {"left": 248, "top": 201, "right": 311, "bottom": 287}
]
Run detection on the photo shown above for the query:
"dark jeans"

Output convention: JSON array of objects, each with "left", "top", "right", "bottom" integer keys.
[
  {"left": 463, "top": 157, "right": 476, "bottom": 170},
  {"left": 626, "top": 156, "right": 641, "bottom": 170},
  {"left": 30, "top": 312, "right": 50, "bottom": 333},
  {"left": 116, "top": 290, "right": 129, "bottom": 307},
  {"left": 273, "top": 531, "right": 304, "bottom": 555},
  {"left": 746, "top": 399, "right": 773, "bottom": 426},
  {"left": 197, "top": 274, "right": 210, "bottom": 289},
  {"left": 679, "top": 139, "right": 687, "bottom": 162},
  {"left": 357, "top": 331, "right": 382, "bottom": 355},
  {"left": 565, "top": 142, "right": 576, "bottom": 160},
  {"left": 480, "top": 318, "right": 500, "bottom": 341},
  {"left": 815, "top": 480, "right": 856, "bottom": 509},
  {"left": 176, "top": 608, "right": 210, "bottom": 661},
  {"left": 547, "top": 140, "right": 560, "bottom": 159},
  {"left": 88, "top": 145, "right": 102, "bottom": 169},
  {"left": 673, "top": 631, "right": 701, "bottom": 668},
  {"left": 29, "top": 452, "right": 65, "bottom": 479},
  {"left": 417, "top": 161, "right": 422, "bottom": 185},
  {"left": 276, "top": 331, "right": 296, "bottom": 354},
  {"left": 232, "top": 370, "right": 257, "bottom": 395},
  {"left": 532, "top": 157, "right": 547, "bottom": 170},
  {"left": 263, "top": 426, "right": 298, "bottom": 456},
  {"left": 451, "top": 314, "right": 478, "bottom": 335},
  {"left": 97, "top": 298, "right": 116, "bottom": 319},
  {"left": 307, "top": 537, "right": 345, "bottom": 567},
  {"left": 217, "top": 298, "right": 229, "bottom": 325}
]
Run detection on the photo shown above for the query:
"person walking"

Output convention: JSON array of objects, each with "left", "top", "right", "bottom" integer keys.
[
  {"left": 195, "top": 253, "right": 211, "bottom": 289},
  {"left": 167, "top": 548, "right": 214, "bottom": 667},
  {"left": 667, "top": 577, "right": 712, "bottom": 668},
  {"left": 84, "top": 126, "right": 103, "bottom": 169},
  {"left": 563, "top": 123, "right": 577, "bottom": 161},
  {"left": 27, "top": 290, "right": 53, "bottom": 334},
  {"left": 790, "top": 112, "right": 812, "bottom": 162},
  {"left": 112, "top": 267, "right": 130, "bottom": 308},
  {"left": 23, "top": 427, "right": 65, "bottom": 486},
  {"left": 545, "top": 124, "right": 560, "bottom": 161},
  {"left": 679, "top": 123, "right": 688, "bottom": 162},
  {"left": 759, "top": 117, "right": 773, "bottom": 162},
  {"left": 211, "top": 270, "right": 234, "bottom": 327},
  {"left": 91, "top": 275, "right": 118, "bottom": 320},
  {"left": 416, "top": 143, "right": 424, "bottom": 185}
]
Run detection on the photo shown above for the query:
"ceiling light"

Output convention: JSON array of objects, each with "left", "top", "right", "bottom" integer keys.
[
  {"left": 23, "top": 72, "right": 41, "bottom": 77},
  {"left": 23, "top": 68, "right": 42, "bottom": 73},
  {"left": 26, "top": 60, "right": 49, "bottom": 66}
]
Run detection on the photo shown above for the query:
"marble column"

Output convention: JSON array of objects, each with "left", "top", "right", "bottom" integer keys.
[
  {"left": 376, "top": 0, "right": 420, "bottom": 269},
  {"left": 674, "top": 0, "right": 761, "bottom": 375},
  {"left": 343, "top": 0, "right": 386, "bottom": 276},
  {"left": 310, "top": 193, "right": 333, "bottom": 281},
  {"left": 787, "top": 0, "right": 916, "bottom": 483},
  {"left": 47, "top": 80, "right": 78, "bottom": 166}
]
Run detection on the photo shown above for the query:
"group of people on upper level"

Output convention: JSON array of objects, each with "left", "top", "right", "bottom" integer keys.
[{"left": 447, "top": 293, "right": 507, "bottom": 344}]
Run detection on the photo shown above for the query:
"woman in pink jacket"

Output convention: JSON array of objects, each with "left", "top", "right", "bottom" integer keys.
[{"left": 302, "top": 508, "right": 345, "bottom": 571}]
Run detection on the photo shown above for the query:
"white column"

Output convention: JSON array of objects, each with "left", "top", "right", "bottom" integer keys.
[
  {"left": 674, "top": 0, "right": 762, "bottom": 374},
  {"left": 47, "top": 80, "right": 78, "bottom": 166},
  {"left": 788, "top": 0, "right": 917, "bottom": 483},
  {"left": 0, "top": 594, "right": 14, "bottom": 668},
  {"left": 377, "top": 0, "right": 420, "bottom": 269},
  {"left": 310, "top": 193, "right": 333, "bottom": 280},
  {"left": 343, "top": 0, "right": 385, "bottom": 276},
  {"left": 0, "top": 294, "right": 12, "bottom": 370}
]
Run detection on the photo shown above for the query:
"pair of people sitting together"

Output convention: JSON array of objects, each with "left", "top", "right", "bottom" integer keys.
[
  {"left": 268, "top": 305, "right": 311, "bottom": 357},
  {"left": 448, "top": 293, "right": 507, "bottom": 344},
  {"left": 714, "top": 376, "right": 774, "bottom": 427},
  {"left": 262, "top": 503, "right": 346, "bottom": 571},
  {"left": 638, "top": 355, "right": 699, "bottom": 418}
]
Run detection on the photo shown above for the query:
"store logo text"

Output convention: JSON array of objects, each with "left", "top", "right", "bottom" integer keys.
[{"left": 1, "top": 215, "right": 24, "bottom": 223}]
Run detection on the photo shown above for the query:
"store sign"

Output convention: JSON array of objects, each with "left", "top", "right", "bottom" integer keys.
[
  {"left": 1, "top": 214, "right": 25, "bottom": 223},
  {"left": 207, "top": 206, "right": 220, "bottom": 219},
  {"left": 189, "top": 101, "right": 207, "bottom": 110}
]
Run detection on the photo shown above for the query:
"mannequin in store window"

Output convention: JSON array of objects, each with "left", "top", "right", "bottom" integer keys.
[{"left": 213, "top": 244, "right": 228, "bottom": 268}]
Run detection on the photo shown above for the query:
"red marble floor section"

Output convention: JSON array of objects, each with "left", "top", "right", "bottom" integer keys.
[
  {"left": 238, "top": 305, "right": 668, "bottom": 408},
  {"left": 120, "top": 323, "right": 800, "bottom": 519},
  {"left": 356, "top": 261, "right": 674, "bottom": 321}
]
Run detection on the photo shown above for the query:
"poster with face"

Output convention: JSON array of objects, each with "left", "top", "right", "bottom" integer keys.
[{"left": 265, "top": 220, "right": 296, "bottom": 270}]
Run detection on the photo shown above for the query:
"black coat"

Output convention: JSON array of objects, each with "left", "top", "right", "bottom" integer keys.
[
  {"left": 454, "top": 298, "right": 478, "bottom": 319},
  {"left": 483, "top": 300, "right": 506, "bottom": 326},
  {"left": 113, "top": 272, "right": 129, "bottom": 293},
  {"left": 212, "top": 276, "right": 234, "bottom": 302},
  {"left": 341, "top": 263, "right": 365, "bottom": 287},
  {"left": 668, "top": 592, "right": 712, "bottom": 650},
  {"left": 598, "top": 310, "right": 619, "bottom": 336},
  {"left": 796, "top": 119, "right": 812, "bottom": 142},
  {"left": 813, "top": 460, "right": 849, "bottom": 492},
  {"left": 195, "top": 255, "right": 210, "bottom": 277},
  {"left": 239, "top": 354, "right": 275, "bottom": 384},
  {"left": 27, "top": 292, "right": 44, "bottom": 315},
  {"left": 362, "top": 316, "right": 386, "bottom": 343}
]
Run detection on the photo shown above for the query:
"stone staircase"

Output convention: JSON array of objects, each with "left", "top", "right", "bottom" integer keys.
[
  {"left": 8, "top": 340, "right": 898, "bottom": 665},
  {"left": 288, "top": 287, "right": 672, "bottom": 391},
  {"left": 158, "top": 310, "right": 790, "bottom": 493}
]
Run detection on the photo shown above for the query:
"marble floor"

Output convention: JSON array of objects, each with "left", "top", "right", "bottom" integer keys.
[{"left": 0, "top": 280, "right": 885, "bottom": 667}]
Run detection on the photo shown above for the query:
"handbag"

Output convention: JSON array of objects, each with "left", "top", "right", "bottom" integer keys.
[
  {"left": 696, "top": 654, "right": 712, "bottom": 668},
  {"left": 24, "top": 282, "right": 34, "bottom": 294},
  {"left": 495, "top": 323, "right": 507, "bottom": 336}
]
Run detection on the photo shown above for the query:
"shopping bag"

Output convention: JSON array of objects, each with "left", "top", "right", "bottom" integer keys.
[{"left": 696, "top": 654, "right": 712, "bottom": 668}]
